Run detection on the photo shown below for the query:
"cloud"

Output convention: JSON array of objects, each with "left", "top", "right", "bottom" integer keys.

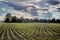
[
  {"left": 0, "top": 1, "right": 27, "bottom": 11},
  {"left": 37, "top": 1, "right": 49, "bottom": 7},
  {"left": 0, "top": 14, "right": 6, "bottom": 21},
  {"left": 26, "top": 6, "right": 39, "bottom": 16},
  {"left": 57, "top": 0, "right": 60, "bottom": 1},
  {"left": 57, "top": 8, "right": 60, "bottom": 12},
  {"left": 2, "top": 1, "right": 54, "bottom": 16},
  {"left": 0, "top": 0, "right": 4, "bottom": 1},
  {"left": 0, "top": 1, "right": 42, "bottom": 16},
  {"left": 4, "top": 0, "right": 41, "bottom": 3},
  {"left": 11, "top": 11, "right": 36, "bottom": 19},
  {"left": 1, "top": 8, "right": 6, "bottom": 11},
  {"left": 44, "top": 12, "right": 52, "bottom": 18},
  {"left": 0, "top": 0, "right": 60, "bottom": 21},
  {"left": 52, "top": 12, "right": 60, "bottom": 19},
  {"left": 46, "top": 0, "right": 60, "bottom": 5}
]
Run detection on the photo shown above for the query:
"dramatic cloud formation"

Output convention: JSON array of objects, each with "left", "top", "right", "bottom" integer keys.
[{"left": 0, "top": 0, "right": 60, "bottom": 21}]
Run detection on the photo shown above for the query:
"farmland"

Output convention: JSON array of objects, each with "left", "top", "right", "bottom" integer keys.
[{"left": 0, "top": 23, "right": 60, "bottom": 40}]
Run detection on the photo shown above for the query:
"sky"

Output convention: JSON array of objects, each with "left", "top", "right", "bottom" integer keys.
[{"left": 0, "top": 0, "right": 60, "bottom": 21}]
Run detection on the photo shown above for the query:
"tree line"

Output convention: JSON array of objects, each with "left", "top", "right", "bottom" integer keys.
[{"left": 4, "top": 13, "right": 60, "bottom": 23}]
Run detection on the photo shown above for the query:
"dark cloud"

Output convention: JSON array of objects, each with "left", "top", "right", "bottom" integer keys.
[
  {"left": 47, "top": 0, "right": 60, "bottom": 5},
  {"left": 4, "top": 0, "right": 40, "bottom": 2},
  {"left": 0, "top": 1, "right": 27, "bottom": 11},
  {"left": 0, "top": 1, "right": 49, "bottom": 16},
  {"left": 0, "top": 1, "right": 39, "bottom": 16},
  {"left": 29, "top": 8, "right": 38, "bottom": 16},
  {"left": 57, "top": 8, "right": 60, "bottom": 12},
  {"left": 39, "top": 9, "right": 48, "bottom": 11},
  {"left": 57, "top": 8, "right": 60, "bottom": 10}
]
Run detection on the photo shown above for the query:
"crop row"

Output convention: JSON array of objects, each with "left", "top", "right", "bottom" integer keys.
[{"left": 0, "top": 23, "right": 60, "bottom": 40}]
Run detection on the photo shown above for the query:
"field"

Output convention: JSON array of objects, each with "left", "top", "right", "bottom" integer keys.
[{"left": 0, "top": 23, "right": 60, "bottom": 40}]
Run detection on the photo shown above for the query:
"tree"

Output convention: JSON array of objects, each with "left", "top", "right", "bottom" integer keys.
[
  {"left": 20, "top": 17, "right": 24, "bottom": 22},
  {"left": 33, "top": 18, "right": 39, "bottom": 22},
  {"left": 5, "top": 13, "right": 12, "bottom": 23},
  {"left": 12, "top": 16, "right": 16, "bottom": 22},
  {"left": 51, "top": 18, "right": 56, "bottom": 23}
]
